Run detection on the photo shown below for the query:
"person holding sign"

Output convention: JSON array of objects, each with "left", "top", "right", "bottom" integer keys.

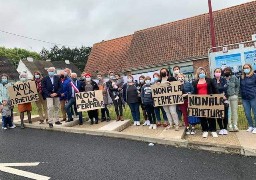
[
  {"left": 42, "top": 67, "right": 62, "bottom": 128},
  {"left": 177, "top": 73, "right": 194, "bottom": 134},
  {"left": 213, "top": 68, "right": 229, "bottom": 135},
  {"left": 17, "top": 71, "right": 32, "bottom": 129},
  {"left": 34, "top": 71, "right": 48, "bottom": 124},
  {"left": 192, "top": 67, "right": 219, "bottom": 138},
  {"left": 223, "top": 67, "right": 240, "bottom": 132},
  {"left": 152, "top": 73, "right": 168, "bottom": 127},
  {"left": 81, "top": 73, "right": 99, "bottom": 125},
  {"left": 240, "top": 64, "right": 256, "bottom": 134},
  {"left": 158, "top": 68, "right": 179, "bottom": 131},
  {"left": 123, "top": 75, "right": 141, "bottom": 126},
  {"left": 141, "top": 76, "right": 156, "bottom": 129}
]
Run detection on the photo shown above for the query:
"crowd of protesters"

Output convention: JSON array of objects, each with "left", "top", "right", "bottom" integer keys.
[{"left": 0, "top": 63, "right": 256, "bottom": 138}]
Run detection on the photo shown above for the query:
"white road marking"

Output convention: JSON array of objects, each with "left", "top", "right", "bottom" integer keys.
[{"left": 0, "top": 162, "right": 50, "bottom": 180}]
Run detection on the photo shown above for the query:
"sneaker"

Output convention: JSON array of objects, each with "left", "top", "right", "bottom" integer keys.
[
  {"left": 233, "top": 125, "right": 239, "bottom": 132},
  {"left": 252, "top": 128, "right": 256, "bottom": 134},
  {"left": 21, "top": 124, "right": 25, "bottom": 129},
  {"left": 166, "top": 125, "right": 172, "bottom": 130},
  {"left": 146, "top": 120, "right": 151, "bottom": 126},
  {"left": 229, "top": 125, "right": 234, "bottom": 132},
  {"left": 49, "top": 123, "right": 53, "bottom": 128},
  {"left": 223, "top": 129, "right": 228, "bottom": 135},
  {"left": 219, "top": 129, "right": 224, "bottom": 135},
  {"left": 153, "top": 124, "right": 157, "bottom": 130},
  {"left": 114, "top": 96, "right": 119, "bottom": 100},
  {"left": 9, "top": 125, "right": 16, "bottom": 129},
  {"left": 202, "top": 132, "right": 208, "bottom": 138},
  {"left": 190, "top": 128, "right": 196, "bottom": 135},
  {"left": 11, "top": 124, "right": 16, "bottom": 128},
  {"left": 156, "top": 122, "right": 162, "bottom": 127},
  {"left": 136, "top": 121, "right": 140, "bottom": 126},
  {"left": 149, "top": 124, "right": 153, "bottom": 129},
  {"left": 3, "top": 127, "right": 7, "bottom": 130},
  {"left": 246, "top": 127, "right": 254, "bottom": 132},
  {"left": 175, "top": 125, "right": 179, "bottom": 131},
  {"left": 185, "top": 127, "right": 190, "bottom": 135},
  {"left": 143, "top": 121, "right": 147, "bottom": 126},
  {"left": 55, "top": 121, "right": 62, "bottom": 125},
  {"left": 133, "top": 121, "right": 137, "bottom": 126},
  {"left": 211, "top": 132, "right": 218, "bottom": 138}
]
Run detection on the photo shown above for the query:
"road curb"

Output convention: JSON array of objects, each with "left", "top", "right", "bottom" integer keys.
[{"left": 13, "top": 122, "right": 256, "bottom": 156}]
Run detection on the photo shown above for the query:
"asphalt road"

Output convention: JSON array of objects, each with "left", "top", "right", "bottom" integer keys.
[{"left": 0, "top": 128, "right": 256, "bottom": 180}]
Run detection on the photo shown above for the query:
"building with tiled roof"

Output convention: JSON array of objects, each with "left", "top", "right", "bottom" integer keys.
[{"left": 85, "top": 1, "right": 256, "bottom": 77}]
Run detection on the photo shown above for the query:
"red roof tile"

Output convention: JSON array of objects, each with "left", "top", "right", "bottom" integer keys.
[{"left": 85, "top": 1, "right": 256, "bottom": 74}]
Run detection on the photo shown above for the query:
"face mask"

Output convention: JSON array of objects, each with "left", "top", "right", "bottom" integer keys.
[
  {"left": 214, "top": 73, "right": 221, "bottom": 78},
  {"left": 86, "top": 77, "right": 91, "bottom": 81},
  {"left": 110, "top": 76, "right": 115, "bottom": 80},
  {"left": 153, "top": 77, "right": 159, "bottom": 82},
  {"left": 244, "top": 69, "right": 250, "bottom": 74},
  {"left": 224, "top": 72, "right": 231, "bottom": 77},
  {"left": 20, "top": 78, "right": 26, "bottom": 82},
  {"left": 145, "top": 80, "right": 151, "bottom": 85},
  {"left": 199, "top": 73, "right": 206, "bottom": 79},
  {"left": 161, "top": 72, "right": 167, "bottom": 77},
  {"left": 98, "top": 77, "right": 102, "bottom": 80},
  {"left": 35, "top": 75, "right": 40, "bottom": 79},
  {"left": 127, "top": 78, "right": 133, "bottom": 83},
  {"left": 174, "top": 70, "right": 180, "bottom": 75},
  {"left": 1, "top": 79, "right": 7, "bottom": 84},
  {"left": 139, "top": 80, "right": 144, "bottom": 84},
  {"left": 64, "top": 72, "right": 68, "bottom": 77},
  {"left": 178, "top": 77, "right": 184, "bottom": 82},
  {"left": 48, "top": 72, "right": 55, "bottom": 77}
]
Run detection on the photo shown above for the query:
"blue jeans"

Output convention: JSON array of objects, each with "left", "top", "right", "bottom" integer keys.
[
  {"left": 2, "top": 116, "right": 13, "bottom": 128},
  {"left": 242, "top": 98, "right": 256, "bottom": 127},
  {"left": 128, "top": 103, "right": 140, "bottom": 122},
  {"left": 154, "top": 106, "right": 168, "bottom": 122},
  {"left": 65, "top": 98, "right": 83, "bottom": 124}
]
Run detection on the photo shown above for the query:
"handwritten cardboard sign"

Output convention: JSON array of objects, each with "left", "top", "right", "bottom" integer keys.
[
  {"left": 75, "top": 90, "right": 104, "bottom": 112},
  {"left": 151, "top": 81, "right": 184, "bottom": 106},
  {"left": 188, "top": 94, "right": 225, "bottom": 118},
  {"left": 8, "top": 80, "right": 39, "bottom": 105}
]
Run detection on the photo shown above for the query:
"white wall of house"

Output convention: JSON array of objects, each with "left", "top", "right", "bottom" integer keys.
[{"left": 16, "top": 60, "right": 34, "bottom": 80}]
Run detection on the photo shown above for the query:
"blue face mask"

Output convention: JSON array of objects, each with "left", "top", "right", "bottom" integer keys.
[
  {"left": 153, "top": 77, "right": 159, "bottom": 82},
  {"left": 199, "top": 73, "right": 206, "bottom": 79},
  {"left": 1, "top": 79, "right": 7, "bottom": 84},
  {"left": 244, "top": 69, "right": 250, "bottom": 74},
  {"left": 48, "top": 72, "right": 55, "bottom": 77}
]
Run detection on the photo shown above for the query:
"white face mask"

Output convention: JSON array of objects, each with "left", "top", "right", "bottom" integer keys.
[
  {"left": 139, "top": 80, "right": 144, "bottom": 84},
  {"left": 174, "top": 70, "right": 180, "bottom": 75},
  {"left": 86, "top": 77, "right": 91, "bottom": 81},
  {"left": 127, "top": 78, "right": 133, "bottom": 83},
  {"left": 145, "top": 80, "right": 151, "bottom": 85},
  {"left": 20, "top": 78, "right": 27, "bottom": 82}
]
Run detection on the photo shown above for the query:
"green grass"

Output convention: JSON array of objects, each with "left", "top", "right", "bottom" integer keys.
[{"left": 13, "top": 102, "right": 249, "bottom": 130}]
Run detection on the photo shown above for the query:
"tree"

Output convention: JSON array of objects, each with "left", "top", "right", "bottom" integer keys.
[
  {"left": 40, "top": 45, "right": 91, "bottom": 71},
  {"left": 0, "top": 47, "right": 40, "bottom": 67}
]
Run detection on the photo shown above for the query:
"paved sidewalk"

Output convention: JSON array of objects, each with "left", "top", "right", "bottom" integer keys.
[{"left": 11, "top": 115, "right": 256, "bottom": 156}]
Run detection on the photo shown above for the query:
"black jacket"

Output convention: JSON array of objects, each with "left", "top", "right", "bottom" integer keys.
[
  {"left": 42, "top": 75, "right": 62, "bottom": 99},
  {"left": 192, "top": 78, "right": 219, "bottom": 94},
  {"left": 80, "top": 80, "right": 99, "bottom": 92}
]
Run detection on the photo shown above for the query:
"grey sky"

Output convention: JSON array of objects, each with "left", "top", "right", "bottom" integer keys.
[{"left": 0, "top": 0, "right": 253, "bottom": 52}]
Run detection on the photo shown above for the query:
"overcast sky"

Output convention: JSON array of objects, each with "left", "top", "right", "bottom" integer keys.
[{"left": 0, "top": 0, "right": 253, "bottom": 52}]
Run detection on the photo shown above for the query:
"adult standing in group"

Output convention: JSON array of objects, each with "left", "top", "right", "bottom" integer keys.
[
  {"left": 65, "top": 73, "right": 83, "bottom": 125},
  {"left": 213, "top": 68, "right": 229, "bottom": 135},
  {"left": 240, "top": 64, "right": 256, "bottom": 134},
  {"left": 106, "top": 71, "right": 123, "bottom": 121},
  {"left": 223, "top": 67, "right": 240, "bottom": 132},
  {"left": 59, "top": 69, "right": 71, "bottom": 122},
  {"left": 123, "top": 75, "right": 140, "bottom": 125},
  {"left": 152, "top": 73, "right": 168, "bottom": 127},
  {"left": 192, "top": 67, "right": 219, "bottom": 138},
  {"left": 173, "top": 66, "right": 181, "bottom": 80},
  {"left": 97, "top": 73, "right": 111, "bottom": 122},
  {"left": 158, "top": 68, "right": 179, "bottom": 130},
  {"left": 137, "top": 75, "right": 149, "bottom": 126},
  {"left": 34, "top": 71, "right": 48, "bottom": 124},
  {"left": 42, "top": 67, "right": 62, "bottom": 128},
  {"left": 81, "top": 73, "right": 99, "bottom": 125},
  {"left": 0, "top": 74, "right": 15, "bottom": 128},
  {"left": 18, "top": 71, "right": 32, "bottom": 129}
]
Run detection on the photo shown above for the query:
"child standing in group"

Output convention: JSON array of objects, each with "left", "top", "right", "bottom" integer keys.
[
  {"left": 0, "top": 100, "right": 15, "bottom": 130},
  {"left": 141, "top": 76, "right": 157, "bottom": 129}
]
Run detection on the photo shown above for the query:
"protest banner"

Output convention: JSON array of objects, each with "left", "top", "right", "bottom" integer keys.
[
  {"left": 188, "top": 94, "right": 225, "bottom": 118},
  {"left": 8, "top": 80, "right": 39, "bottom": 105},
  {"left": 75, "top": 90, "right": 104, "bottom": 112},
  {"left": 151, "top": 81, "right": 184, "bottom": 106}
]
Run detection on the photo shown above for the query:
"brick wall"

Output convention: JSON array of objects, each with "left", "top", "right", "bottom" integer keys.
[{"left": 193, "top": 58, "right": 210, "bottom": 75}]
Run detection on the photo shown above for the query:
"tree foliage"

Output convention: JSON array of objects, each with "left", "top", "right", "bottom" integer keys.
[
  {"left": 0, "top": 47, "right": 40, "bottom": 67},
  {"left": 40, "top": 45, "right": 91, "bottom": 71}
]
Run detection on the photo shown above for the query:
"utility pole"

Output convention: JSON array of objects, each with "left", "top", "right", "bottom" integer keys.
[{"left": 208, "top": 0, "right": 217, "bottom": 52}]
